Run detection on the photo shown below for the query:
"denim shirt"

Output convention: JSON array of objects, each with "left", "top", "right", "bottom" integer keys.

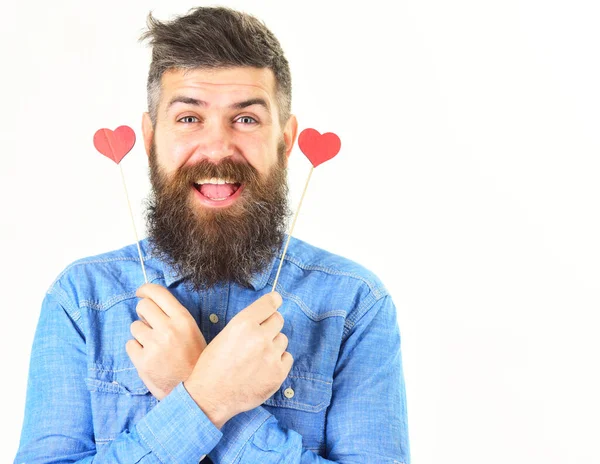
[{"left": 15, "top": 235, "right": 410, "bottom": 464}]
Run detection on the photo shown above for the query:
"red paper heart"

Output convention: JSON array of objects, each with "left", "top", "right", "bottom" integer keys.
[
  {"left": 298, "top": 128, "right": 341, "bottom": 168},
  {"left": 93, "top": 125, "right": 136, "bottom": 164}
]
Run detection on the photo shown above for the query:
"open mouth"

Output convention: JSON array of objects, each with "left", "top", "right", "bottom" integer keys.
[{"left": 193, "top": 177, "right": 243, "bottom": 205}]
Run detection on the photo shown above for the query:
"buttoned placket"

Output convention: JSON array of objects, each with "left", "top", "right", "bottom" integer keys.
[{"left": 205, "top": 282, "right": 229, "bottom": 341}]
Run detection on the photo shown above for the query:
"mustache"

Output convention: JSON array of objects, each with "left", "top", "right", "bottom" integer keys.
[{"left": 177, "top": 158, "right": 260, "bottom": 185}]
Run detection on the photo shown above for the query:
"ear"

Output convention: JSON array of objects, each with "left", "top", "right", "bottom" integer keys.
[
  {"left": 282, "top": 114, "right": 298, "bottom": 167},
  {"left": 141, "top": 112, "right": 154, "bottom": 158}
]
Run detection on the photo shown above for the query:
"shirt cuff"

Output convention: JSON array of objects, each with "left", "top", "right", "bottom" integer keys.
[
  {"left": 136, "top": 381, "right": 223, "bottom": 463},
  {"left": 208, "top": 406, "right": 273, "bottom": 463}
]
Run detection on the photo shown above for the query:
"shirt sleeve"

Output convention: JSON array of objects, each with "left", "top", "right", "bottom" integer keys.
[
  {"left": 14, "top": 288, "right": 223, "bottom": 464},
  {"left": 207, "top": 294, "right": 410, "bottom": 464}
]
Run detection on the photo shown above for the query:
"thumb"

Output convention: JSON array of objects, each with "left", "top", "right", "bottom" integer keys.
[{"left": 239, "top": 291, "right": 283, "bottom": 324}]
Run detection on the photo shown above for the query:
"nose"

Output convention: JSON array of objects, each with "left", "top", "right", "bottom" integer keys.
[{"left": 198, "top": 120, "right": 235, "bottom": 163}]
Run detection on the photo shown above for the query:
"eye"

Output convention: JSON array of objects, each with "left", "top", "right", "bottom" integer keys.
[
  {"left": 235, "top": 115, "right": 257, "bottom": 125},
  {"left": 178, "top": 116, "right": 199, "bottom": 124}
]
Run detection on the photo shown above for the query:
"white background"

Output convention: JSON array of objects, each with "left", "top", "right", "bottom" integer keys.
[{"left": 2, "top": 1, "right": 599, "bottom": 463}]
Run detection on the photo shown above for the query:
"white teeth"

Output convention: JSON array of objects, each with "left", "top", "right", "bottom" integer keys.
[{"left": 194, "top": 177, "right": 237, "bottom": 185}]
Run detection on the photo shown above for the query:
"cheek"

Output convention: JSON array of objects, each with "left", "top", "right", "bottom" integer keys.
[
  {"left": 170, "top": 143, "right": 197, "bottom": 167},
  {"left": 157, "top": 134, "right": 198, "bottom": 172},
  {"left": 235, "top": 133, "right": 277, "bottom": 174}
]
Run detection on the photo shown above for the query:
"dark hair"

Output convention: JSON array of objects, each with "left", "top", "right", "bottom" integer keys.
[{"left": 139, "top": 6, "right": 292, "bottom": 127}]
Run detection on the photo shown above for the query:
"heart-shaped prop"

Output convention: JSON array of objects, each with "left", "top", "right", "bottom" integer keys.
[
  {"left": 93, "top": 125, "right": 136, "bottom": 164},
  {"left": 91, "top": 123, "right": 148, "bottom": 283},
  {"left": 298, "top": 128, "right": 341, "bottom": 168},
  {"left": 272, "top": 127, "right": 343, "bottom": 293}
]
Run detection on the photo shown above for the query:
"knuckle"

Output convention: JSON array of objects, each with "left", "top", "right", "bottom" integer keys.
[
  {"left": 261, "top": 330, "right": 273, "bottom": 347},
  {"left": 136, "top": 299, "right": 147, "bottom": 314},
  {"left": 130, "top": 321, "right": 138, "bottom": 335},
  {"left": 135, "top": 284, "right": 146, "bottom": 298},
  {"left": 261, "top": 292, "right": 280, "bottom": 310},
  {"left": 269, "top": 291, "right": 283, "bottom": 308},
  {"left": 284, "top": 351, "right": 294, "bottom": 364},
  {"left": 125, "top": 339, "right": 135, "bottom": 354},
  {"left": 275, "top": 311, "right": 284, "bottom": 324}
]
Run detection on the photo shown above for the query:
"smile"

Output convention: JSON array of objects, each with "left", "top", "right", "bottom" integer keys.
[{"left": 192, "top": 177, "right": 244, "bottom": 208}]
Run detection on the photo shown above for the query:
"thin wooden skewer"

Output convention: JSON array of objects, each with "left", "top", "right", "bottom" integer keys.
[
  {"left": 272, "top": 166, "right": 315, "bottom": 292},
  {"left": 119, "top": 163, "right": 148, "bottom": 283}
]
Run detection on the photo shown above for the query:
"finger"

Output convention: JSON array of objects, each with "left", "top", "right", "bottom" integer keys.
[
  {"left": 130, "top": 320, "right": 152, "bottom": 347},
  {"left": 240, "top": 292, "right": 283, "bottom": 324},
  {"left": 281, "top": 351, "right": 294, "bottom": 371},
  {"left": 261, "top": 311, "right": 285, "bottom": 338},
  {"left": 125, "top": 338, "right": 143, "bottom": 361},
  {"left": 136, "top": 297, "right": 170, "bottom": 329},
  {"left": 136, "top": 283, "right": 188, "bottom": 319},
  {"left": 273, "top": 332, "right": 288, "bottom": 353}
]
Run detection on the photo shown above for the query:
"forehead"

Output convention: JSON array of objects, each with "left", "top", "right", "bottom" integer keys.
[{"left": 160, "top": 67, "right": 277, "bottom": 105}]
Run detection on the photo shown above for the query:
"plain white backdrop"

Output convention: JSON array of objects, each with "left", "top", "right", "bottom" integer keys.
[{"left": 2, "top": 0, "right": 600, "bottom": 462}]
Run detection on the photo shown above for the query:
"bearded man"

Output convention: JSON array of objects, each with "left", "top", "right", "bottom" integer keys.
[{"left": 15, "top": 6, "right": 410, "bottom": 464}]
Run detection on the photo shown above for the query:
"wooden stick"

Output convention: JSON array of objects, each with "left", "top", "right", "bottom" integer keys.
[
  {"left": 272, "top": 166, "right": 314, "bottom": 292},
  {"left": 119, "top": 163, "right": 148, "bottom": 284}
]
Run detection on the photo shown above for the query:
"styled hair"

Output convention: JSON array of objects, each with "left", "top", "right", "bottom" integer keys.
[{"left": 139, "top": 6, "right": 292, "bottom": 127}]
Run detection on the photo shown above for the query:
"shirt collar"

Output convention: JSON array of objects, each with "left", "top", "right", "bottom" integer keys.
[{"left": 143, "top": 237, "right": 282, "bottom": 292}]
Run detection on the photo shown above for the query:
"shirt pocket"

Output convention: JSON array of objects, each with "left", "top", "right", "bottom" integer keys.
[
  {"left": 260, "top": 372, "right": 333, "bottom": 452},
  {"left": 85, "top": 368, "right": 158, "bottom": 444}
]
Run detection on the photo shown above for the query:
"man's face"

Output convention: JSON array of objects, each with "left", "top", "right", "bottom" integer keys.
[
  {"left": 147, "top": 67, "right": 292, "bottom": 202},
  {"left": 142, "top": 67, "right": 298, "bottom": 290}
]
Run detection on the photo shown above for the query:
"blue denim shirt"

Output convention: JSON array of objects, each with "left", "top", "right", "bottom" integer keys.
[{"left": 15, "top": 235, "right": 410, "bottom": 463}]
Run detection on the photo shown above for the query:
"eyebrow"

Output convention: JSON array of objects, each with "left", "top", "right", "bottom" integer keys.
[{"left": 166, "top": 96, "right": 271, "bottom": 112}]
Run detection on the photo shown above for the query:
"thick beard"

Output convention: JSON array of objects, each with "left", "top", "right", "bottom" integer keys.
[{"left": 144, "top": 139, "right": 290, "bottom": 291}]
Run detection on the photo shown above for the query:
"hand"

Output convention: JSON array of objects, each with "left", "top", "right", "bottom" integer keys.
[
  {"left": 184, "top": 292, "right": 293, "bottom": 429},
  {"left": 126, "top": 283, "right": 207, "bottom": 401}
]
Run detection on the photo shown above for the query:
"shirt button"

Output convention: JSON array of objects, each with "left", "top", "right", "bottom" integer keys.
[
  {"left": 284, "top": 387, "right": 295, "bottom": 399},
  {"left": 209, "top": 314, "right": 219, "bottom": 324}
]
